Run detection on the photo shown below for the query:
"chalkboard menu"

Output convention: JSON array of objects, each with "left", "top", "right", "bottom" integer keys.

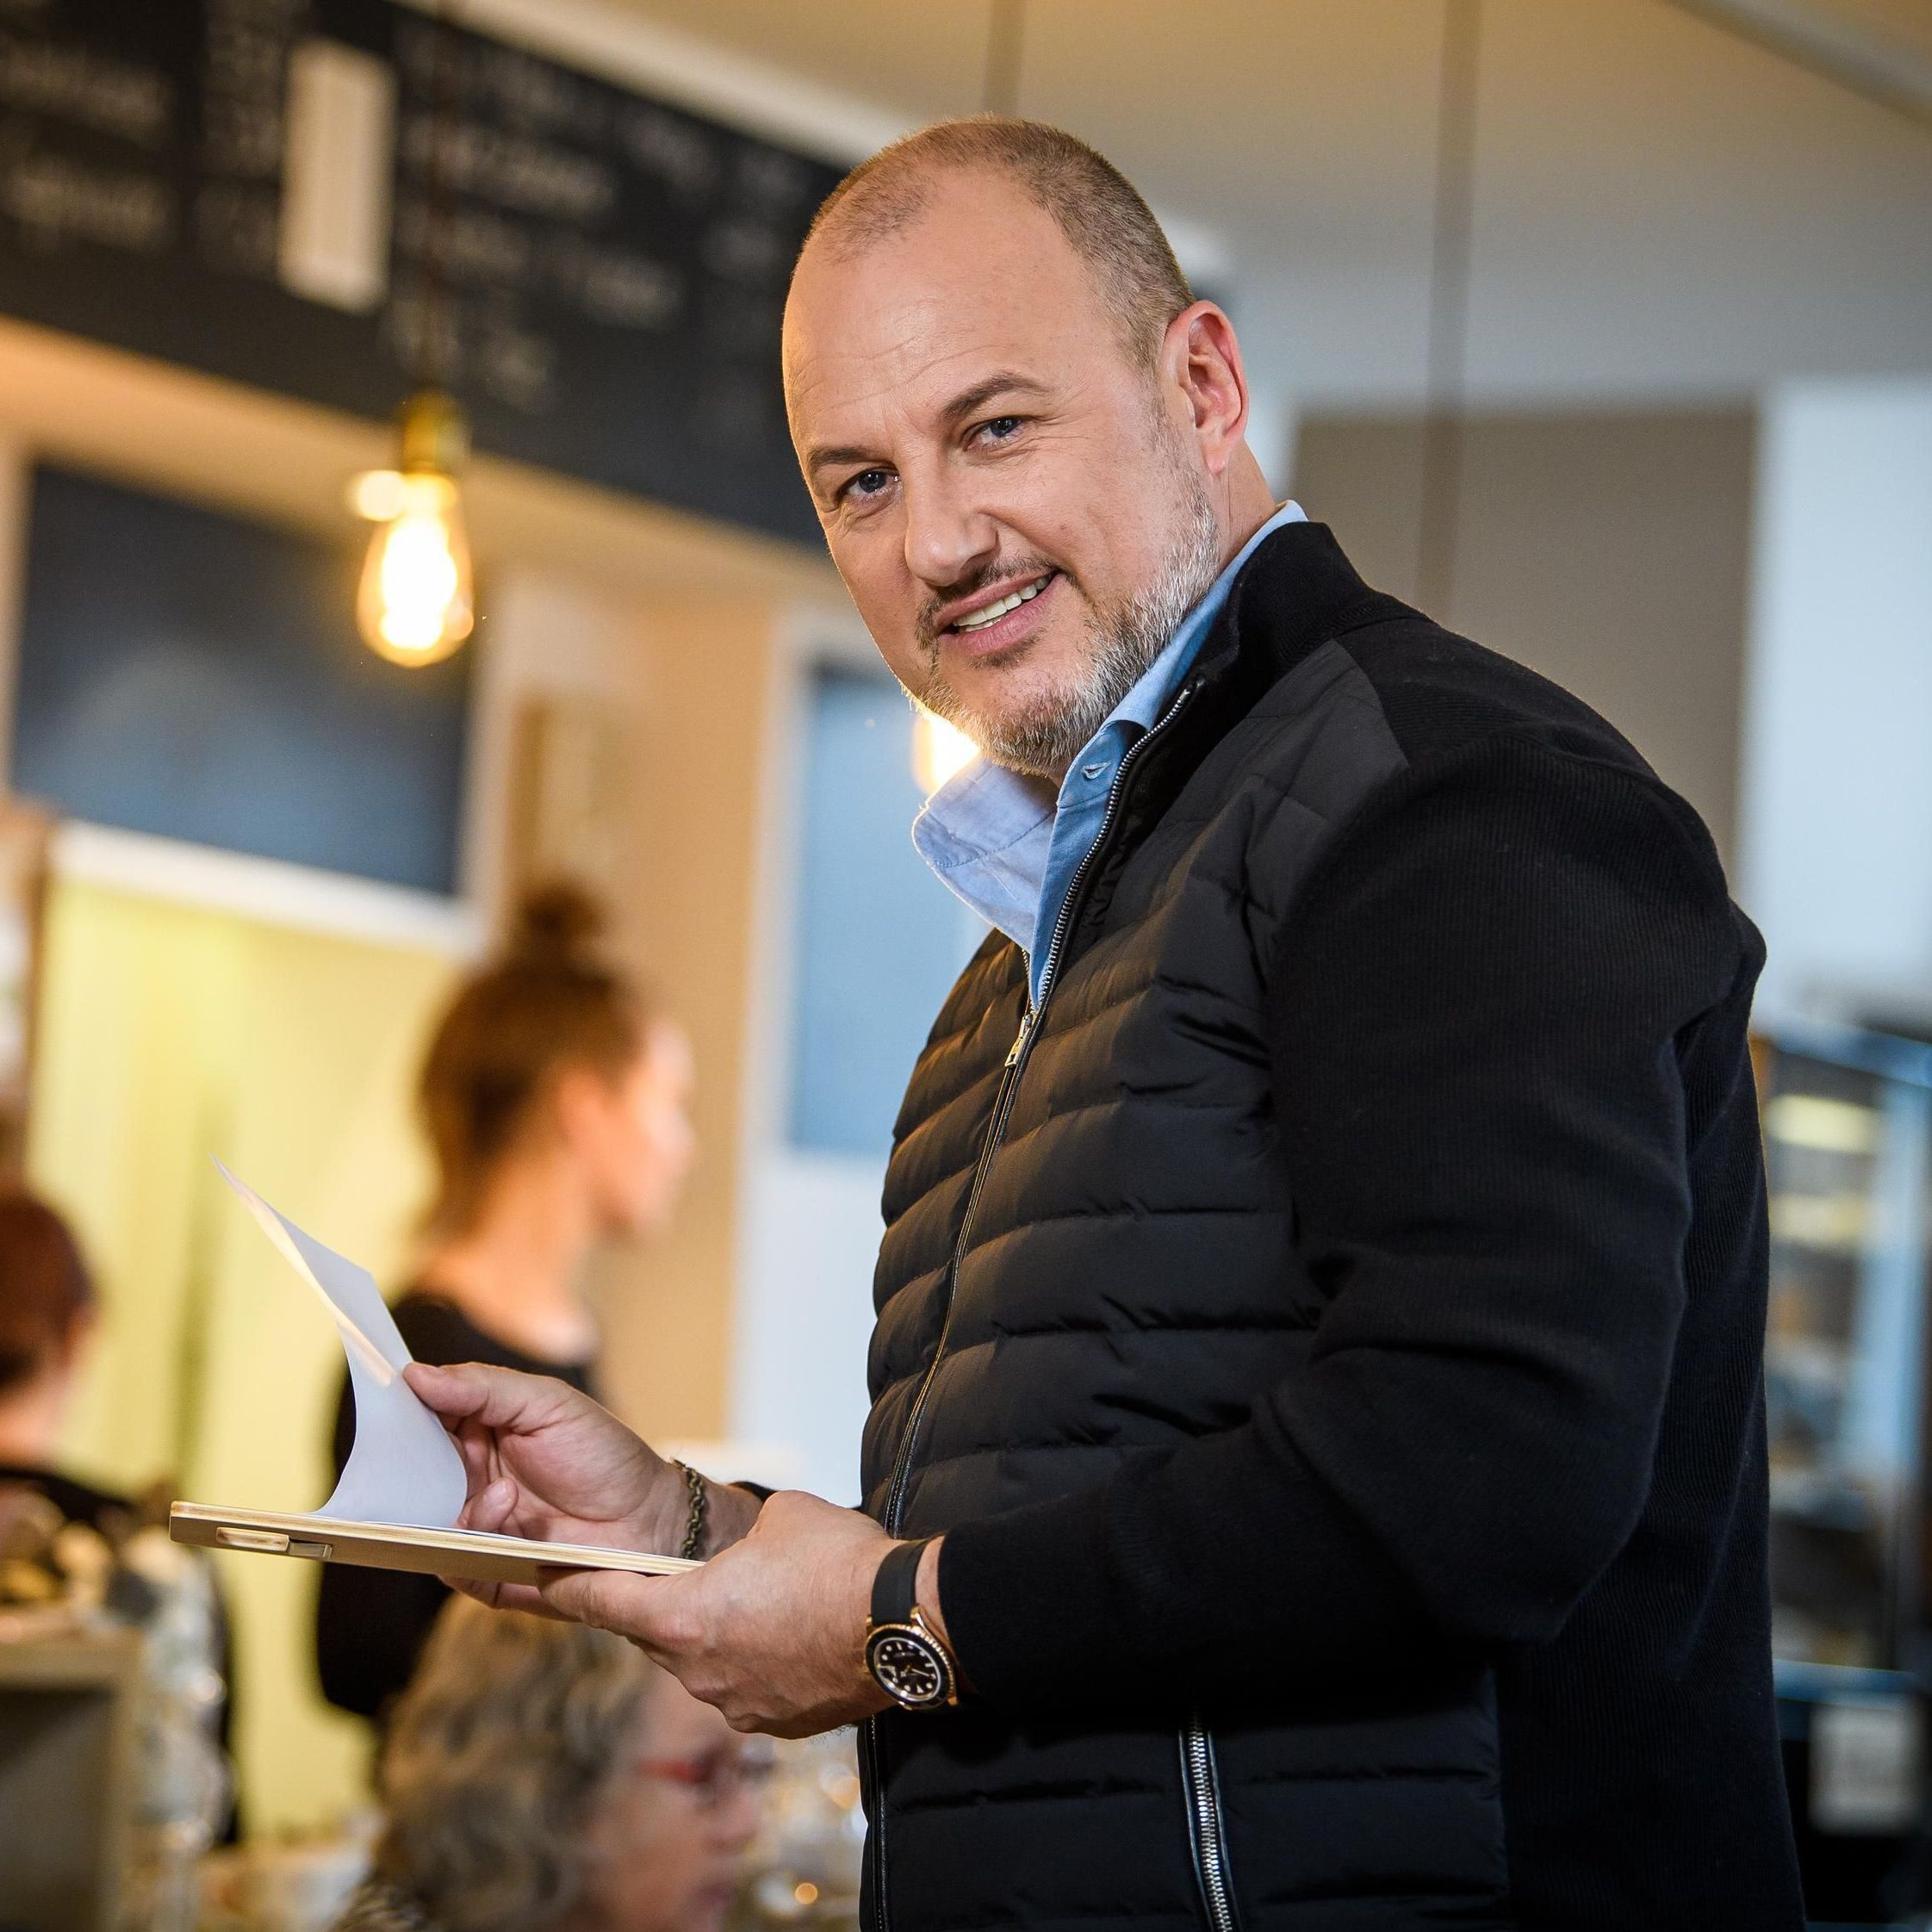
[
  {"left": 0, "top": 0, "right": 842, "bottom": 544},
  {"left": 16, "top": 463, "right": 472, "bottom": 894}
]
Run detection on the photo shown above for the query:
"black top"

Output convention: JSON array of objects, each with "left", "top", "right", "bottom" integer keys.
[
  {"left": 0, "top": 1460, "right": 132, "bottom": 1535},
  {"left": 314, "top": 1290, "right": 595, "bottom": 1720},
  {"left": 859, "top": 521, "right": 1800, "bottom": 1930}
]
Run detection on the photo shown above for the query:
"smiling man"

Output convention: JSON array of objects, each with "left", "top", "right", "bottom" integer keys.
[{"left": 410, "top": 119, "right": 1804, "bottom": 1932}]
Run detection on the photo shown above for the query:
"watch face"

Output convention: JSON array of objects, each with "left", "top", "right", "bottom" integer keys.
[{"left": 867, "top": 1625, "right": 953, "bottom": 1709}]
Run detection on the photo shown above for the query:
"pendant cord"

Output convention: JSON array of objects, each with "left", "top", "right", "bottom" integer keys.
[
  {"left": 1416, "top": 0, "right": 1482, "bottom": 620},
  {"left": 416, "top": 3, "right": 461, "bottom": 396}
]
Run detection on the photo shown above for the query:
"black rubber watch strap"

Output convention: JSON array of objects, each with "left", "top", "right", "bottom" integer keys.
[{"left": 872, "top": 1537, "right": 929, "bottom": 1628}]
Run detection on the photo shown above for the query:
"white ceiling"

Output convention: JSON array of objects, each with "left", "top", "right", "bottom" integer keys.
[{"left": 565, "top": 0, "right": 1932, "bottom": 415}]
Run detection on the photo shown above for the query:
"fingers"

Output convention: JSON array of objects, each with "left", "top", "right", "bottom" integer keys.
[
  {"left": 404, "top": 1360, "right": 589, "bottom": 1432},
  {"left": 442, "top": 1573, "right": 564, "bottom": 1619},
  {"left": 538, "top": 1566, "right": 682, "bottom": 1650}
]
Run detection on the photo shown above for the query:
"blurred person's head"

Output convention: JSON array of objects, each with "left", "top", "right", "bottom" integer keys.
[
  {"left": 783, "top": 116, "right": 1273, "bottom": 781},
  {"left": 418, "top": 884, "right": 695, "bottom": 1249},
  {"left": 363, "top": 1599, "right": 764, "bottom": 1932},
  {"left": 0, "top": 1192, "right": 96, "bottom": 1461}
]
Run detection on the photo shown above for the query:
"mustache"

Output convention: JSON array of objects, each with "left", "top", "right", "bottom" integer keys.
[{"left": 916, "top": 556, "right": 1065, "bottom": 655}]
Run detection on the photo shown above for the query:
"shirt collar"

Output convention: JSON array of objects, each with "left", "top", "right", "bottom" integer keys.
[
  {"left": 1104, "top": 499, "right": 1308, "bottom": 738},
  {"left": 913, "top": 500, "right": 1308, "bottom": 867}
]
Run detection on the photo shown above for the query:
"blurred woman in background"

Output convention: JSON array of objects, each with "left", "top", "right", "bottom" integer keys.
[
  {"left": 0, "top": 1189, "right": 121, "bottom": 1531},
  {"left": 317, "top": 883, "right": 696, "bottom": 1718},
  {"left": 0, "top": 1187, "right": 235, "bottom": 1868},
  {"left": 336, "top": 1598, "right": 765, "bottom": 1932}
]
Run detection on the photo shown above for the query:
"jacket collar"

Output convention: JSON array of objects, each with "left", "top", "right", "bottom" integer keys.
[
  {"left": 1058, "top": 523, "right": 1413, "bottom": 968},
  {"left": 1184, "top": 519, "right": 1413, "bottom": 716}
]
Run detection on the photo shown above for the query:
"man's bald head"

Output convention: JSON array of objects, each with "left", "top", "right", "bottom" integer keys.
[{"left": 800, "top": 115, "right": 1194, "bottom": 368}]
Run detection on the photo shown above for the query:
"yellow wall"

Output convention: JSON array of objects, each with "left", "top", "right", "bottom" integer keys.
[{"left": 34, "top": 876, "right": 459, "bottom": 1832}]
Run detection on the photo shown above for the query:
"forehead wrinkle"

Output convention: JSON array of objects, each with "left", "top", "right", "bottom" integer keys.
[
  {"left": 786, "top": 221, "right": 1090, "bottom": 395},
  {"left": 788, "top": 329, "right": 1061, "bottom": 459}
]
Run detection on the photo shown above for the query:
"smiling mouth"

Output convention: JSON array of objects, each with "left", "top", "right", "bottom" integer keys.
[{"left": 947, "top": 570, "right": 1057, "bottom": 634}]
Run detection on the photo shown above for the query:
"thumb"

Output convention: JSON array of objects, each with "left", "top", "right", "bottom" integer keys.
[
  {"left": 402, "top": 1359, "right": 479, "bottom": 1417},
  {"left": 539, "top": 1566, "right": 674, "bottom": 1644}
]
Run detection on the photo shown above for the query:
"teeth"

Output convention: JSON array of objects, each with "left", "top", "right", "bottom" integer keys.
[{"left": 954, "top": 575, "right": 1048, "bottom": 631}]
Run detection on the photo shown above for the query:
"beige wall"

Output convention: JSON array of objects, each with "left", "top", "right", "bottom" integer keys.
[
  {"left": 1291, "top": 408, "right": 1755, "bottom": 865},
  {"left": 546, "top": 595, "right": 782, "bottom": 1445}
]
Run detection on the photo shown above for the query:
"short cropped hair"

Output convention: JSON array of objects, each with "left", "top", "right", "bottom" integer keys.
[{"left": 802, "top": 115, "right": 1194, "bottom": 366}]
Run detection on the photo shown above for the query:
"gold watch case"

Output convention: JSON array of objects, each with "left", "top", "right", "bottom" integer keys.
[{"left": 865, "top": 1606, "right": 960, "bottom": 1710}]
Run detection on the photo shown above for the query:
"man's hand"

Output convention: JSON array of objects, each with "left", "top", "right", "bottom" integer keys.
[
  {"left": 539, "top": 1489, "right": 896, "bottom": 1737},
  {"left": 402, "top": 1361, "right": 760, "bottom": 1614}
]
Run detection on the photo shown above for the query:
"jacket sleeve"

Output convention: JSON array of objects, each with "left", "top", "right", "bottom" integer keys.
[{"left": 935, "top": 734, "right": 1747, "bottom": 1706}]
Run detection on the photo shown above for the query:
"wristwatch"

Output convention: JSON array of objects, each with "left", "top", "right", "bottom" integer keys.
[{"left": 865, "top": 1538, "right": 960, "bottom": 1711}]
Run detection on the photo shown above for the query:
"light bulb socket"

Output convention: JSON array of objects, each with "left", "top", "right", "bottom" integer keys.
[{"left": 396, "top": 389, "right": 469, "bottom": 475}]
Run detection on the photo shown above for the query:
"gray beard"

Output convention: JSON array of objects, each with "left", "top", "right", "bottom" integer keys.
[{"left": 918, "top": 473, "right": 1224, "bottom": 781}]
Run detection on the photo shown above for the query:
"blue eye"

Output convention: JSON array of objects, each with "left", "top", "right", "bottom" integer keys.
[
  {"left": 980, "top": 416, "right": 1022, "bottom": 442},
  {"left": 843, "top": 468, "right": 892, "bottom": 501}
]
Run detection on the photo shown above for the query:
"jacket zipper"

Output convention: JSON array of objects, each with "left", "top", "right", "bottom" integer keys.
[
  {"left": 880, "top": 679, "right": 1196, "bottom": 1537},
  {"left": 859, "top": 1714, "right": 886, "bottom": 1932},
  {"left": 865, "top": 682, "right": 1200, "bottom": 1932},
  {"left": 1180, "top": 1724, "right": 1241, "bottom": 1932}
]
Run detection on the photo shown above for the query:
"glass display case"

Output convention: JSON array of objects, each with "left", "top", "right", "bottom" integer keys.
[
  {"left": 1762, "top": 1024, "right": 1931, "bottom": 1672},
  {"left": 1758, "top": 1022, "right": 1932, "bottom": 1924}
]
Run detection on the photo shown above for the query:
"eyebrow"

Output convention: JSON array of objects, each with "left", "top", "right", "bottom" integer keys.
[
  {"left": 939, "top": 370, "right": 1049, "bottom": 424},
  {"left": 803, "top": 371, "right": 1051, "bottom": 479}
]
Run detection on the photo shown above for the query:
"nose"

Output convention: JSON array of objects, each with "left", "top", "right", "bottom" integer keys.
[{"left": 902, "top": 463, "right": 998, "bottom": 595}]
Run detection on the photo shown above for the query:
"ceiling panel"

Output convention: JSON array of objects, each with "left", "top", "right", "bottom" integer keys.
[{"left": 594, "top": 0, "right": 1932, "bottom": 401}]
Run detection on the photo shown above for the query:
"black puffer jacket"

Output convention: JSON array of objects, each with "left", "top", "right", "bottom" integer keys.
[{"left": 857, "top": 524, "right": 1802, "bottom": 1932}]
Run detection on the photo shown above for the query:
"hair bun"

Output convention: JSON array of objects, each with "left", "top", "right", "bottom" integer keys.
[{"left": 510, "top": 880, "right": 606, "bottom": 961}]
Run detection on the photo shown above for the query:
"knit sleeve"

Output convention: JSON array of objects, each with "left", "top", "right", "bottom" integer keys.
[{"left": 935, "top": 734, "right": 1747, "bottom": 1705}]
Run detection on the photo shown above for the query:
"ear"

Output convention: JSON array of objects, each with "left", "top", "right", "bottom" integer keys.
[
  {"left": 549, "top": 1064, "right": 610, "bottom": 1152},
  {"left": 1159, "top": 301, "right": 1250, "bottom": 481}
]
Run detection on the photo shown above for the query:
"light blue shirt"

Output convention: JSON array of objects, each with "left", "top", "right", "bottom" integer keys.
[{"left": 913, "top": 501, "right": 1307, "bottom": 1007}]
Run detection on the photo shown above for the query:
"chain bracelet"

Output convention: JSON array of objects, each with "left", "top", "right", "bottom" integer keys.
[{"left": 673, "top": 1458, "right": 707, "bottom": 1562}]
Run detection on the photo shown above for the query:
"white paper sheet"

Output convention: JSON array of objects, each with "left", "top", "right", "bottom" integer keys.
[{"left": 214, "top": 1161, "right": 469, "bottom": 1529}]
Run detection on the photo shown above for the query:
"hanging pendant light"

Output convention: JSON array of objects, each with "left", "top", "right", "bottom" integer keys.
[
  {"left": 349, "top": 4, "right": 471, "bottom": 668},
  {"left": 349, "top": 390, "right": 475, "bottom": 666}
]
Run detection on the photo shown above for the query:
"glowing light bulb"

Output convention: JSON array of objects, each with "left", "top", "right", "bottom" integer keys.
[
  {"left": 912, "top": 709, "right": 978, "bottom": 794},
  {"left": 350, "top": 392, "right": 475, "bottom": 668}
]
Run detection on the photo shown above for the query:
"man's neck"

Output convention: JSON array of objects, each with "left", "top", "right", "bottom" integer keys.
[{"left": 1216, "top": 447, "right": 1281, "bottom": 573}]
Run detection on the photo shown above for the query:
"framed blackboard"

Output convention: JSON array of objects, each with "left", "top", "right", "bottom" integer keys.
[
  {"left": 12, "top": 465, "right": 472, "bottom": 895},
  {"left": 0, "top": 0, "right": 842, "bottom": 544}
]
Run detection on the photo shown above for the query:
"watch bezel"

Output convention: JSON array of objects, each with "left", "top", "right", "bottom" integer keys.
[{"left": 865, "top": 1612, "right": 959, "bottom": 1711}]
